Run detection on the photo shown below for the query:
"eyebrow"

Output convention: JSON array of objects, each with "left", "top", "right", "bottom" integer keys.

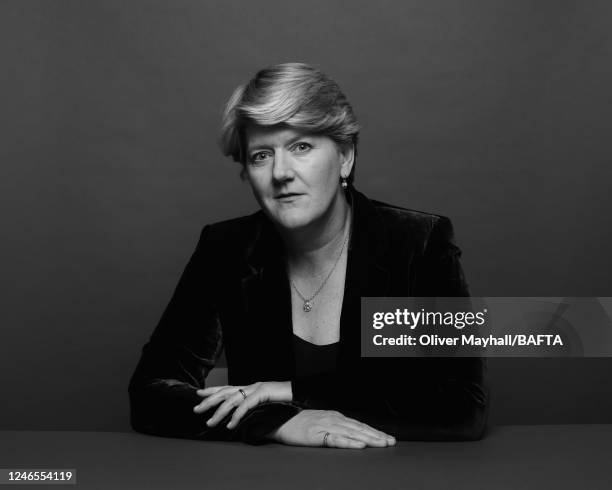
[{"left": 247, "top": 134, "right": 311, "bottom": 154}]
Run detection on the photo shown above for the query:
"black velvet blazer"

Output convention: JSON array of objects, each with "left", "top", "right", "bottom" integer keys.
[{"left": 128, "top": 188, "right": 488, "bottom": 444}]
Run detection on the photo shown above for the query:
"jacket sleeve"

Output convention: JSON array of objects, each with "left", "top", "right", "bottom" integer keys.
[
  {"left": 291, "top": 216, "right": 489, "bottom": 440},
  {"left": 128, "top": 225, "right": 301, "bottom": 445}
]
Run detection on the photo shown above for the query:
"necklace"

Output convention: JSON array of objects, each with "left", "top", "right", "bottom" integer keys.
[{"left": 289, "top": 211, "right": 352, "bottom": 313}]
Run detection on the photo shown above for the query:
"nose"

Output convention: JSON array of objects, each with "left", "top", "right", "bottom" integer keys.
[{"left": 271, "top": 150, "right": 294, "bottom": 183}]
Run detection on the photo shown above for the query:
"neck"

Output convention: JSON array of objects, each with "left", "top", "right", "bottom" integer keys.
[{"left": 281, "top": 191, "right": 351, "bottom": 272}]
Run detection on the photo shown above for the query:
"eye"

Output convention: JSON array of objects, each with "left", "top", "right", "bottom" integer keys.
[
  {"left": 249, "top": 151, "right": 272, "bottom": 164},
  {"left": 292, "top": 142, "right": 312, "bottom": 153}
]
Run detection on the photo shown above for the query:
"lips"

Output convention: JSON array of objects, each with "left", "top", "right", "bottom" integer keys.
[{"left": 275, "top": 193, "right": 303, "bottom": 199}]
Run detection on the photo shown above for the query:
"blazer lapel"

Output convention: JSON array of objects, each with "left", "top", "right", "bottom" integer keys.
[
  {"left": 339, "top": 188, "right": 391, "bottom": 365},
  {"left": 240, "top": 214, "right": 296, "bottom": 379}
]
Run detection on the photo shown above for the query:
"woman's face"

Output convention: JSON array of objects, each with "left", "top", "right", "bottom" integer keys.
[{"left": 244, "top": 125, "right": 353, "bottom": 232}]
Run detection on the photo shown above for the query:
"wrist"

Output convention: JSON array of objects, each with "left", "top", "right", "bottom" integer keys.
[
  {"left": 265, "top": 426, "right": 282, "bottom": 441},
  {"left": 287, "top": 381, "right": 293, "bottom": 401}
]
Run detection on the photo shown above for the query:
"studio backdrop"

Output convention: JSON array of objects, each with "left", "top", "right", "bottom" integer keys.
[{"left": 1, "top": 0, "right": 611, "bottom": 430}]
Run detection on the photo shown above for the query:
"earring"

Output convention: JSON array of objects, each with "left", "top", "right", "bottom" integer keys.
[{"left": 341, "top": 176, "right": 348, "bottom": 189}]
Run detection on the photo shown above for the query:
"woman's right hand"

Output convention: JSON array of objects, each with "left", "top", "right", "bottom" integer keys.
[{"left": 267, "top": 409, "right": 396, "bottom": 449}]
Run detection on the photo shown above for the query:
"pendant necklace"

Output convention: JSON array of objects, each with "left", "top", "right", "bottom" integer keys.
[{"left": 289, "top": 210, "right": 352, "bottom": 313}]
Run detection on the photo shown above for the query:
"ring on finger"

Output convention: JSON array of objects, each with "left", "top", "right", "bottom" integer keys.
[
  {"left": 238, "top": 389, "right": 247, "bottom": 400},
  {"left": 323, "top": 432, "right": 331, "bottom": 447}
]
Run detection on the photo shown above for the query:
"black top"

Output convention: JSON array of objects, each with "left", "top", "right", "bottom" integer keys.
[{"left": 292, "top": 334, "right": 339, "bottom": 377}]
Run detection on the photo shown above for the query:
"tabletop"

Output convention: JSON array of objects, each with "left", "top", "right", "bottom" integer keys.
[{"left": 1, "top": 425, "right": 611, "bottom": 489}]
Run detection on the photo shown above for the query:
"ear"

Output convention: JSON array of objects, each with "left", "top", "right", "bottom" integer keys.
[{"left": 338, "top": 143, "right": 355, "bottom": 179}]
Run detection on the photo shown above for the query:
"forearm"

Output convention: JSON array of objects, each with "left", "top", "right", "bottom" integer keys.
[
  {"left": 291, "top": 358, "right": 488, "bottom": 440},
  {"left": 129, "top": 376, "right": 301, "bottom": 444},
  {"left": 129, "top": 377, "right": 226, "bottom": 439},
  {"left": 128, "top": 340, "right": 301, "bottom": 444}
]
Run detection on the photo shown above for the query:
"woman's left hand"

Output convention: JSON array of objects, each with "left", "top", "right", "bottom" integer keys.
[{"left": 194, "top": 381, "right": 293, "bottom": 429}]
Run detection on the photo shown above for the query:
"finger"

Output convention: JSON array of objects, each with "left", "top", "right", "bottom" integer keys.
[
  {"left": 196, "top": 386, "right": 228, "bottom": 397},
  {"left": 206, "top": 391, "right": 244, "bottom": 426},
  {"left": 193, "top": 387, "right": 237, "bottom": 414},
  {"left": 226, "top": 383, "right": 271, "bottom": 428},
  {"left": 193, "top": 395, "right": 224, "bottom": 414},
  {"left": 226, "top": 393, "right": 261, "bottom": 429},
  {"left": 341, "top": 417, "right": 396, "bottom": 444},
  {"left": 334, "top": 425, "right": 391, "bottom": 447},
  {"left": 326, "top": 434, "right": 366, "bottom": 449},
  {"left": 336, "top": 420, "right": 396, "bottom": 446},
  {"left": 193, "top": 389, "right": 232, "bottom": 413}
]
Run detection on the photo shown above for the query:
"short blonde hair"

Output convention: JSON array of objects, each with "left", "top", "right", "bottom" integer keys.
[{"left": 219, "top": 63, "right": 360, "bottom": 183}]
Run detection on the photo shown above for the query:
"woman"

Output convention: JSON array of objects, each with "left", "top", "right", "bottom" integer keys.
[{"left": 128, "top": 63, "right": 488, "bottom": 448}]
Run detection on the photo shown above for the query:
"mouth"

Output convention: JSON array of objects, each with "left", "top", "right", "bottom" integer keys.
[{"left": 274, "top": 193, "right": 303, "bottom": 201}]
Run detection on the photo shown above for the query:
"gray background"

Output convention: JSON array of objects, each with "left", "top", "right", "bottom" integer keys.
[{"left": 1, "top": 0, "right": 611, "bottom": 431}]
